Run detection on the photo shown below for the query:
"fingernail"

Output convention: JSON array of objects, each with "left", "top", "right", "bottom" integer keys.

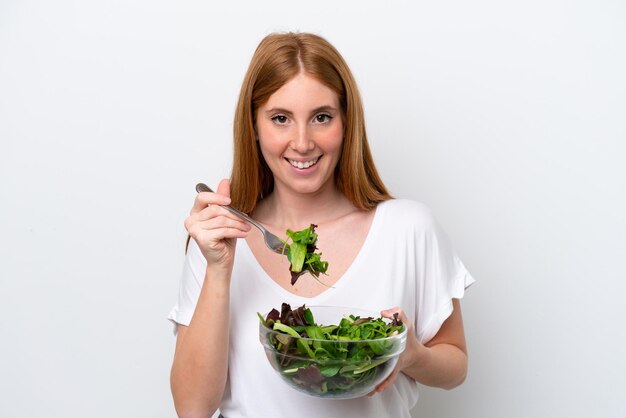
[{"left": 223, "top": 197, "right": 231, "bottom": 204}]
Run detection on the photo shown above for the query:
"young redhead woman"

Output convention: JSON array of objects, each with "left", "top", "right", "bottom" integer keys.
[{"left": 169, "top": 32, "right": 475, "bottom": 418}]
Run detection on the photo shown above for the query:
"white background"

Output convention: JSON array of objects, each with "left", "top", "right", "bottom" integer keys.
[{"left": 1, "top": 1, "right": 625, "bottom": 417}]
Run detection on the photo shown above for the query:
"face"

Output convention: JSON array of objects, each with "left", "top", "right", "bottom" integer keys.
[{"left": 255, "top": 72, "right": 344, "bottom": 197}]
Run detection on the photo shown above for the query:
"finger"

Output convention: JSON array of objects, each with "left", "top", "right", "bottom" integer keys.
[
  {"left": 216, "top": 178, "right": 231, "bottom": 198},
  {"left": 380, "top": 308, "right": 414, "bottom": 338},
  {"left": 396, "top": 310, "right": 410, "bottom": 325},
  {"left": 190, "top": 189, "right": 231, "bottom": 214},
  {"left": 380, "top": 306, "right": 402, "bottom": 318},
  {"left": 374, "top": 378, "right": 389, "bottom": 393},
  {"left": 189, "top": 223, "right": 250, "bottom": 244},
  {"left": 201, "top": 215, "right": 252, "bottom": 232},
  {"left": 192, "top": 192, "right": 231, "bottom": 213},
  {"left": 381, "top": 307, "right": 411, "bottom": 324},
  {"left": 187, "top": 216, "right": 252, "bottom": 237},
  {"left": 196, "top": 226, "right": 250, "bottom": 241},
  {"left": 185, "top": 207, "right": 252, "bottom": 237},
  {"left": 375, "top": 368, "right": 399, "bottom": 393},
  {"left": 195, "top": 204, "right": 250, "bottom": 225}
]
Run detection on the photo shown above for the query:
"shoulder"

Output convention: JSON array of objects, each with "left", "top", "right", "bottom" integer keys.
[{"left": 376, "top": 198, "right": 437, "bottom": 231}]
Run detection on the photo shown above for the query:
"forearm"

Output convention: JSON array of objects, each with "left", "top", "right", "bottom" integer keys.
[
  {"left": 402, "top": 342, "right": 467, "bottom": 390},
  {"left": 171, "top": 266, "right": 231, "bottom": 417}
]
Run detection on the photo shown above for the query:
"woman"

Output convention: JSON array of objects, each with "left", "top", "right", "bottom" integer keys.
[{"left": 168, "top": 32, "right": 474, "bottom": 418}]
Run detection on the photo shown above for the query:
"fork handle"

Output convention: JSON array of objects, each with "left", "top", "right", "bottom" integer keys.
[{"left": 195, "top": 183, "right": 267, "bottom": 234}]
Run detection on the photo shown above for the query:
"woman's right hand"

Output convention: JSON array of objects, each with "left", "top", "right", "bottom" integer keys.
[{"left": 184, "top": 178, "right": 252, "bottom": 272}]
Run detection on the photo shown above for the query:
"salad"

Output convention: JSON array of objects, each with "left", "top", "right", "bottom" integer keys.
[
  {"left": 258, "top": 303, "right": 405, "bottom": 397},
  {"left": 283, "top": 224, "right": 329, "bottom": 285}
]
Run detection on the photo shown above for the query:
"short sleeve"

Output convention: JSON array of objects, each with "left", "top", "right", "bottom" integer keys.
[
  {"left": 413, "top": 209, "right": 475, "bottom": 344},
  {"left": 167, "top": 238, "right": 207, "bottom": 335}
]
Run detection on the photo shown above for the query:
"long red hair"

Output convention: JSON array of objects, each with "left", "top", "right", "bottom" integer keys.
[{"left": 229, "top": 32, "right": 391, "bottom": 214}]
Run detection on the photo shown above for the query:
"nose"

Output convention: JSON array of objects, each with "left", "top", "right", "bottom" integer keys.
[{"left": 290, "top": 125, "right": 314, "bottom": 153}]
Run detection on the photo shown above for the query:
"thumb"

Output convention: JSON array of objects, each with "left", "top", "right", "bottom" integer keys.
[
  {"left": 380, "top": 307, "right": 401, "bottom": 318},
  {"left": 217, "top": 178, "right": 231, "bottom": 198},
  {"left": 381, "top": 307, "right": 409, "bottom": 324}
]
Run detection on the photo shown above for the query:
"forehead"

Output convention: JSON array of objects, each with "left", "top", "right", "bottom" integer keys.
[{"left": 262, "top": 73, "right": 340, "bottom": 111}]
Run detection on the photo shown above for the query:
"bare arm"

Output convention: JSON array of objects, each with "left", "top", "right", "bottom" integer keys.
[
  {"left": 170, "top": 267, "right": 231, "bottom": 417},
  {"left": 170, "top": 179, "right": 251, "bottom": 418},
  {"left": 376, "top": 299, "right": 468, "bottom": 393},
  {"left": 405, "top": 299, "right": 467, "bottom": 389}
]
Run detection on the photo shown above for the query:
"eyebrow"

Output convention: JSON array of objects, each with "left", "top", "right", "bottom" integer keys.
[{"left": 264, "top": 105, "right": 338, "bottom": 116}]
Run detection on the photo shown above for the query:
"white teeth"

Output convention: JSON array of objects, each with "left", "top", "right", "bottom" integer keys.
[{"left": 289, "top": 158, "right": 319, "bottom": 169}]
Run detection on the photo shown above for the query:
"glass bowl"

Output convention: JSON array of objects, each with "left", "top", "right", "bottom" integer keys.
[{"left": 258, "top": 305, "right": 407, "bottom": 399}]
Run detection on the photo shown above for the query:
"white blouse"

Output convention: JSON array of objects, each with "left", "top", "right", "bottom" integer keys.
[{"left": 168, "top": 198, "right": 475, "bottom": 418}]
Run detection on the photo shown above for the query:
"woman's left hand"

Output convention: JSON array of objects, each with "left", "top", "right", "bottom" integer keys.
[{"left": 369, "top": 307, "right": 423, "bottom": 395}]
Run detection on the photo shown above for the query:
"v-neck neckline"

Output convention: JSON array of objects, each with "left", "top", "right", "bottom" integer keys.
[{"left": 240, "top": 201, "right": 387, "bottom": 303}]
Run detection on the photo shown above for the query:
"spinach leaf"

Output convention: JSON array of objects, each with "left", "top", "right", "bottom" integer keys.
[{"left": 283, "top": 224, "right": 329, "bottom": 285}]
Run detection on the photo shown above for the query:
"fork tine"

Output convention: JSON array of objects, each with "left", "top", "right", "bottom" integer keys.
[{"left": 266, "top": 235, "right": 287, "bottom": 254}]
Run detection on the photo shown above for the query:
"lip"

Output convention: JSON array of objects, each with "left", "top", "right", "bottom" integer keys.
[{"left": 284, "top": 156, "right": 322, "bottom": 174}]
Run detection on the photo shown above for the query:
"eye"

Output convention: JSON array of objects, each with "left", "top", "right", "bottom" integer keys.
[
  {"left": 271, "top": 115, "right": 288, "bottom": 125},
  {"left": 314, "top": 113, "right": 332, "bottom": 123}
]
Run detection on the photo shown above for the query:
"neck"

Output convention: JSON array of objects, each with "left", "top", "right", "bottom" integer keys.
[{"left": 254, "top": 181, "right": 351, "bottom": 230}]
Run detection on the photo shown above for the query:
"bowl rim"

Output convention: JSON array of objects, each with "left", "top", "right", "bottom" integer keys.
[{"left": 259, "top": 304, "right": 408, "bottom": 343}]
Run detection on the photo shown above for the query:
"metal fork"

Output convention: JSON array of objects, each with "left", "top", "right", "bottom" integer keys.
[{"left": 195, "top": 183, "right": 287, "bottom": 254}]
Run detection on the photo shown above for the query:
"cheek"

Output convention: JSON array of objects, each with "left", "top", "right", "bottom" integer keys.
[
  {"left": 257, "top": 122, "right": 290, "bottom": 148},
  {"left": 257, "top": 141, "right": 273, "bottom": 162},
  {"left": 257, "top": 125, "right": 281, "bottom": 155},
  {"left": 257, "top": 137, "right": 285, "bottom": 165},
  {"left": 322, "top": 124, "right": 344, "bottom": 153}
]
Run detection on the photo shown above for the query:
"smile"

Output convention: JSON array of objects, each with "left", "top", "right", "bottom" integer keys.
[{"left": 286, "top": 157, "right": 320, "bottom": 169}]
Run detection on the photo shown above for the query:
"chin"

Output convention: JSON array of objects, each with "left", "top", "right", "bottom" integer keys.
[{"left": 290, "top": 178, "right": 335, "bottom": 196}]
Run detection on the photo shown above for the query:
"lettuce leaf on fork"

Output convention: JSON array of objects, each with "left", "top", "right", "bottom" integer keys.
[{"left": 283, "top": 224, "right": 329, "bottom": 285}]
